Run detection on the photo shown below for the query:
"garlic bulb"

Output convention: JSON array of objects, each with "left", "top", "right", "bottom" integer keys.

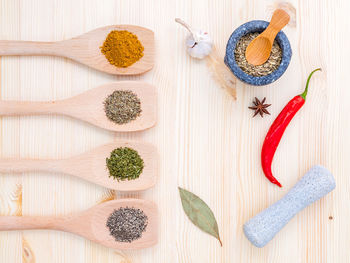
[
  {"left": 176, "top": 18, "right": 213, "bottom": 59},
  {"left": 175, "top": 18, "right": 237, "bottom": 99}
]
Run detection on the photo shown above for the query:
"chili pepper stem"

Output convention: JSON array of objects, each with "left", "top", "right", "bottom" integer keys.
[{"left": 300, "top": 68, "right": 321, "bottom": 100}]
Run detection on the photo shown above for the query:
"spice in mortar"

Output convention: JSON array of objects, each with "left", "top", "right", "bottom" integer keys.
[
  {"left": 106, "top": 207, "right": 148, "bottom": 243},
  {"left": 106, "top": 147, "right": 144, "bottom": 181},
  {"left": 104, "top": 90, "right": 142, "bottom": 125},
  {"left": 234, "top": 32, "right": 282, "bottom": 77},
  {"left": 100, "top": 30, "right": 144, "bottom": 68}
]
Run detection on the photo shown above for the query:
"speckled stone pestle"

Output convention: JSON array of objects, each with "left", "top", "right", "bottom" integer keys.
[{"left": 243, "top": 165, "right": 335, "bottom": 248}]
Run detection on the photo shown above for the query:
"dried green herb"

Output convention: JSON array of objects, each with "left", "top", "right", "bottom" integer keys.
[
  {"left": 104, "top": 90, "right": 142, "bottom": 125},
  {"left": 234, "top": 32, "right": 282, "bottom": 77},
  {"left": 178, "top": 187, "right": 222, "bottom": 246},
  {"left": 106, "top": 147, "right": 144, "bottom": 181}
]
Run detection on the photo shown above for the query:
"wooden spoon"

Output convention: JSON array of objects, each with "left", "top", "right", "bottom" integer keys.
[
  {"left": 0, "top": 142, "right": 158, "bottom": 191},
  {"left": 0, "top": 25, "right": 154, "bottom": 75},
  {"left": 245, "top": 9, "right": 290, "bottom": 66},
  {"left": 0, "top": 199, "right": 158, "bottom": 250},
  {"left": 0, "top": 81, "right": 157, "bottom": 132}
]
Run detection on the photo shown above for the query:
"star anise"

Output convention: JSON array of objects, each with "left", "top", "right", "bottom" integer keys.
[{"left": 249, "top": 97, "right": 271, "bottom": 118}]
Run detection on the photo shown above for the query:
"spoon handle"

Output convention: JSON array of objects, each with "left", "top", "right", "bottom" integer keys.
[
  {"left": 0, "top": 101, "right": 63, "bottom": 115},
  {"left": 0, "top": 158, "right": 67, "bottom": 173},
  {"left": 264, "top": 9, "right": 290, "bottom": 38},
  {"left": 0, "top": 40, "right": 60, "bottom": 56},
  {"left": 0, "top": 216, "right": 66, "bottom": 230}
]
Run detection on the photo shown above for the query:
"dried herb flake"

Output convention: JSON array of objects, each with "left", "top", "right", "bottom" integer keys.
[
  {"left": 104, "top": 90, "right": 142, "bottom": 125},
  {"left": 106, "top": 147, "right": 144, "bottom": 181}
]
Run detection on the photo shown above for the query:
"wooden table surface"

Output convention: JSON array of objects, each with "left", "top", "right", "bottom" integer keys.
[{"left": 0, "top": 0, "right": 349, "bottom": 262}]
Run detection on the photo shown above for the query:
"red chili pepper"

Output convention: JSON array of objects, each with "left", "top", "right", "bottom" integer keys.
[{"left": 261, "top": 68, "right": 321, "bottom": 187}]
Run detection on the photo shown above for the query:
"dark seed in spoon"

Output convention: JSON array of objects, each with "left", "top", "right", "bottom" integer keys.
[{"left": 106, "top": 207, "right": 148, "bottom": 243}]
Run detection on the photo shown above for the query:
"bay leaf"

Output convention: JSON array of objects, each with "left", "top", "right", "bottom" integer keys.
[{"left": 178, "top": 187, "right": 222, "bottom": 246}]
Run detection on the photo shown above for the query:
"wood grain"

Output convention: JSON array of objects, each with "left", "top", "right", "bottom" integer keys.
[{"left": 0, "top": 0, "right": 349, "bottom": 262}]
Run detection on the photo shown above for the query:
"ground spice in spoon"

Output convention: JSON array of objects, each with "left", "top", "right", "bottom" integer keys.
[
  {"left": 106, "top": 147, "right": 144, "bottom": 181},
  {"left": 100, "top": 30, "right": 144, "bottom": 68},
  {"left": 106, "top": 207, "right": 148, "bottom": 243},
  {"left": 104, "top": 90, "right": 142, "bottom": 125},
  {"left": 234, "top": 32, "right": 282, "bottom": 77}
]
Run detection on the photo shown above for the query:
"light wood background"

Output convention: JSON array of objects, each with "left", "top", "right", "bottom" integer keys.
[{"left": 0, "top": 0, "right": 348, "bottom": 262}]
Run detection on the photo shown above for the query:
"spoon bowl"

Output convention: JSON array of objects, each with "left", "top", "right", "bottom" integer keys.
[
  {"left": 0, "top": 199, "right": 158, "bottom": 250},
  {"left": 0, "top": 81, "right": 157, "bottom": 132},
  {"left": 245, "top": 9, "right": 290, "bottom": 66},
  {"left": 0, "top": 141, "right": 158, "bottom": 191},
  {"left": 245, "top": 37, "right": 272, "bottom": 66},
  {"left": 0, "top": 25, "right": 154, "bottom": 75}
]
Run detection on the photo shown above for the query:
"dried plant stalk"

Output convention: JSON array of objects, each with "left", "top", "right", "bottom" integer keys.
[{"left": 206, "top": 48, "right": 237, "bottom": 99}]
